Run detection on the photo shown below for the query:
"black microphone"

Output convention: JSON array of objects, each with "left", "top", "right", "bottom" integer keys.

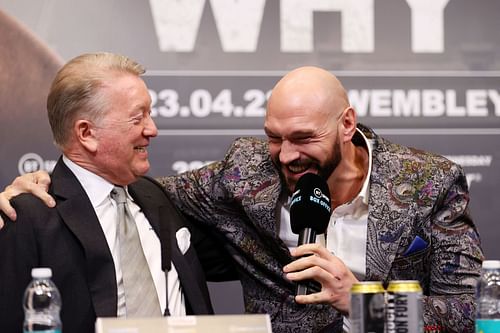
[{"left": 290, "top": 173, "right": 332, "bottom": 296}]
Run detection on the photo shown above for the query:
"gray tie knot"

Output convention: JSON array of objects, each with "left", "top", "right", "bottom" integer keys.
[{"left": 111, "top": 186, "right": 127, "bottom": 205}]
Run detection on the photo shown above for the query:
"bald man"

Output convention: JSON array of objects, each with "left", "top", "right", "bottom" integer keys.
[{"left": 1, "top": 67, "right": 484, "bottom": 332}]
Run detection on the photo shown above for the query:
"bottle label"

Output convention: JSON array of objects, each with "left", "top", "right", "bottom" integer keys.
[
  {"left": 476, "top": 319, "right": 500, "bottom": 333},
  {"left": 23, "top": 330, "right": 61, "bottom": 333}
]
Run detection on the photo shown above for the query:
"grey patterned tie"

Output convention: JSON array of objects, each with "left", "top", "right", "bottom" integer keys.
[{"left": 110, "top": 186, "right": 161, "bottom": 317}]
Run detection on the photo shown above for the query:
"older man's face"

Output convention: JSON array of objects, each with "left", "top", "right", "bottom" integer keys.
[{"left": 91, "top": 74, "right": 157, "bottom": 185}]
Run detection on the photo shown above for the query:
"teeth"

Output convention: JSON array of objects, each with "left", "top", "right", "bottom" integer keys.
[
  {"left": 288, "top": 164, "right": 308, "bottom": 173},
  {"left": 135, "top": 147, "right": 146, "bottom": 152}
]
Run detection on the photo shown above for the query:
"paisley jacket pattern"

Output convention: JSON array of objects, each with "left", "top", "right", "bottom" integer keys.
[{"left": 158, "top": 124, "right": 483, "bottom": 333}]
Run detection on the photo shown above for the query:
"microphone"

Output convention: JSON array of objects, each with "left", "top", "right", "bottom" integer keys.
[{"left": 290, "top": 173, "right": 332, "bottom": 296}]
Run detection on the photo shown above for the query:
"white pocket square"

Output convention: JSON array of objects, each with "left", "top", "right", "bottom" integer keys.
[{"left": 176, "top": 227, "right": 191, "bottom": 255}]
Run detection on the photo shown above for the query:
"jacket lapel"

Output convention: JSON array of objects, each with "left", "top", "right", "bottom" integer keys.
[
  {"left": 238, "top": 153, "right": 293, "bottom": 257},
  {"left": 127, "top": 181, "right": 162, "bottom": 235},
  {"left": 128, "top": 179, "right": 212, "bottom": 314},
  {"left": 51, "top": 159, "right": 117, "bottom": 317},
  {"left": 364, "top": 132, "right": 415, "bottom": 282},
  {"left": 128, "top": 180, "right": 170, "bottom": 271},
  {"left": 159, "top": 200, "right": 213, "bottom": 314}
]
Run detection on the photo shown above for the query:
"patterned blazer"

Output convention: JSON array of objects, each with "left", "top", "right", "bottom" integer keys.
[{"left": 159, "top": 124, "right": 483, "bottom": 333}]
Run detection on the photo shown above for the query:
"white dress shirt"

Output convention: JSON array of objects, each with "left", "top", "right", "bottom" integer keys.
[
  {"left": 278, "top": 130, "right": 373, "bottom": 332},
  {"left": 62, "top": 156, "right": 185, "bottom": 317},
  {"left": 279, "top": 129, "right": 373, "bottom": 278}
]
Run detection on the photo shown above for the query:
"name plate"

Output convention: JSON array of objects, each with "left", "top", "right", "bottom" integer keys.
[{"left": 95, "top": 314, "right": 272, "bottom": 333}]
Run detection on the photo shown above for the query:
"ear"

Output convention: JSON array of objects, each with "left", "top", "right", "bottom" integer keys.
[
  {"left": 74, "top": 119, "right": 99, "bottom": 152},
  {"left": 340, "top": 107, "right": 357, "bottom": 143}
]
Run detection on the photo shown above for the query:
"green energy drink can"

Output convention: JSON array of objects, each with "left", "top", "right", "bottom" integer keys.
[
  {"left": 386, "top": 280, "right": 423, "bottom": 333},
  {"left": 350, "top": 281, "right": 386, "bottom": 333}
]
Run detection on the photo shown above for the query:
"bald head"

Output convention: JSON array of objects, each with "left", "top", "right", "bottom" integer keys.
[
  {"left": 264, "top": 66, "right": 356, "bottom": 192},
  {"left": 267, "top": 66, "right": 350, "bottom": 122}
]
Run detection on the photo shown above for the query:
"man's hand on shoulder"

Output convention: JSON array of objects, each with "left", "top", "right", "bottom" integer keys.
[{"left": 0, "top": 170, "right": 54, "bottom": 228}]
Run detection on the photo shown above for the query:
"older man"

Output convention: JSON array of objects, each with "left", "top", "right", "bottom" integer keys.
[
  {"left": 0, "top": 53, "right": 227, "bottom": 333},
  {"left": 1, "top": 66, "right": 483, "bottom": 332}
]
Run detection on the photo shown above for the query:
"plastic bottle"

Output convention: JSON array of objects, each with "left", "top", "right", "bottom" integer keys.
[
  {"left": 23, "top": 268, "right": 62, "bottom": 333},
  {"left": 476, "top": 260, "right": 500, "bottom": 333}
]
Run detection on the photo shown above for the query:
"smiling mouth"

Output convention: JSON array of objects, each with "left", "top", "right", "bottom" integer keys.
[
  {"left": 134, "top": 146, "right": 147, "bottom": 153},
  {"left": 287, "top": 164, "right": 308, "bottom": 174},
  {"left": 286, "top": 160, "right": 314, "bottom": 174}
]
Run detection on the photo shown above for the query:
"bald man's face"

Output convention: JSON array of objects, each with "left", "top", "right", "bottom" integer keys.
[
  {"left": 264, "top": 67, "right": 350, "bottom": 192},
  {"left": 264, "top": 96, "right": 342, "bottom": 192}
]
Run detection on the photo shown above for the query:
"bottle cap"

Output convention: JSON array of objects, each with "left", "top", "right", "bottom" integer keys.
[
  {"left": 31, "top": 267, "right": 53, "bottom": 279},
  {"left": 482, "top": 260, "right": 500, "bottom": 269}
]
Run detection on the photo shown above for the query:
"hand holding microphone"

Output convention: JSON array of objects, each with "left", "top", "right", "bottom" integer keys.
[
  {"left": 284, "top": 173, "right": 358, "bottom": 314},
  {"left": 289, "top": 173, "right": 331, "bottom": 295}
]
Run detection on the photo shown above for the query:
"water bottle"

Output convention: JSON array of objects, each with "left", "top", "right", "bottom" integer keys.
[
  {"left": 23, "top": 268, "right": 62, "bottom": 333},
  {"left": 476, "top": 260, "right": 500, "bottom": 333}
]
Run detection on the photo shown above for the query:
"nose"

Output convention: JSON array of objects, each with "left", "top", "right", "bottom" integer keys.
[
  {"left": 279, "top": 140, "right": 299, "bottom": 164},
  {"left": 143, "top": 114, "right": 158, "bottom": 138}
]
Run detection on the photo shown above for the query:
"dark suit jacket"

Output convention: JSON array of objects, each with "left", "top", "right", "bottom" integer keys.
[{"left": 0, "top": 158, "right": 215, "bottom": 333}]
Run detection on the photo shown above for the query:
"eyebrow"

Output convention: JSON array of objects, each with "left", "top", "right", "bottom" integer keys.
[
  {"left": 263, "top": 127, "right": 273, "bottom": 135},
  {"left": 264, "top": 127, "right": 315, "bottom": 139},
  {"left": 288, "top": 130, "right": 314, "bottom": 139}
]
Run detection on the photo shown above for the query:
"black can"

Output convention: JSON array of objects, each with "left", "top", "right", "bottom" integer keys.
[
  {"left": 350, "top": 281, "right": 386, "bottom": 333},
  {"left": 385, "top": 280, "right": 423, "bottom": 333}
]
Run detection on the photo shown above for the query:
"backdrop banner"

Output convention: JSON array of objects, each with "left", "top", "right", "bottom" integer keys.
[{"left": 1, "top": 0, "right": 498, "bottom": 311}]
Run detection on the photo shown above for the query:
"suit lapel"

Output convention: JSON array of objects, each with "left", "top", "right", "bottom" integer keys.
[
  {"left": 51, "top": 159, "right": 117, "bottom": 316},
  {"left": 128, "top": 181, "right": 171, "bottom": 272},
  {"left": 155, "top": 194, "right": 213, "bottom": 314},
  {"left": 239, "top": 167, "right": 293, "bottom": 262},
  {"left": 128, "top": 181, "right": 162, "bottom": 234},
  {"left": 364, "top": 134, "right": 414, "bottom": 282},
  {"left": 161, "top": 201, "right": 213, "bottom": 314},
  {"left": 128, "top": 180, "right": 213, "bottom": 314}
]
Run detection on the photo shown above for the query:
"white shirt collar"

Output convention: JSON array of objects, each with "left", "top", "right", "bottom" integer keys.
[
  {"left": 62, "top": 155, "right": 117, "bottom": 208},
  {"left": 355, "top": 128, "right": 374, "bottom": 206}
]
